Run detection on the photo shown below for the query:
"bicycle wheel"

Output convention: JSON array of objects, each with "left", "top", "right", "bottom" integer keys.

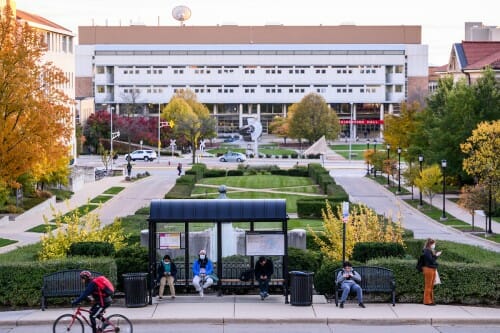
[
  {"left": 53, "top": 314, "right": 84, "bottom": 333},
  {"left": 105, "top": 314, "right": 133, "bottom": 333}
]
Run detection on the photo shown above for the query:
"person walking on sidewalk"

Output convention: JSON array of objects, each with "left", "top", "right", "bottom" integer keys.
[
  {"left": 422, "top": 238, "right": 442, "bottom": 305},
  {"left": 254, "top": 256, "right": 274, "bottom": 300},
  {"left": 336, "top": 261, "right": 365, "bottom": 308},
  {"left": 157, "top": 254, "right": 177, "bottom": 300},
  {"left": 177, "top": 163, "right": 182, "bottom": 176},
  {"left": 192, "top": 249, "right": 214, "bottom": 297}
]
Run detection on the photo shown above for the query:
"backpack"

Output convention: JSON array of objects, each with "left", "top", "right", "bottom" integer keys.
[
  {"left": 93, "top": 276, "right": 115, "bottom": 297},
  {"left": 416, "top": 254, "right": 425, "bottom": 272},
  {"left": 239, "top": 269, "right": 255, "bottom": 282}
]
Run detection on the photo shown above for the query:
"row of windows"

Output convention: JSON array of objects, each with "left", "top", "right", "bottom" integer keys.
[
  {"left": 95, "top": 50, "right": 405, "bottom": 56},
  {"left": 45, "top": 32, "right": 73, "bottom": 54},
  {"left": 108, "top": 85, "right": 401, "bottom": 95}
]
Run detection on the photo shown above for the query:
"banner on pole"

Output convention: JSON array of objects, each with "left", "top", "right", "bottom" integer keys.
[{"left": 342, "top": 201, "right": 349, "bottom": 223}]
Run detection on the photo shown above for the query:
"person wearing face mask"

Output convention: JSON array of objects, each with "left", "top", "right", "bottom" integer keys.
[
  {"left": 157, "top": 254, "right": 177, "bottom": 300},
  {"left": 422, "top": 238, "right": 442, "bottom": 305},
  {"left": 336, "top": 261, "right": 364, "bottom": 308},
  {"left": 192, "top": 249, "right": 214, "bottom": 297}
]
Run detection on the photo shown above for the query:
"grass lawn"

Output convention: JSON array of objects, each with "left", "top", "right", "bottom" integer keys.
[
  {"left": 0, "top": 243, "right": 40, "bottom": 263},
  {"left": 26, "top": 224, "right": 58, "bottom": 233},
  {"left": 90, "top": 195, "right": 114, "bottom": 204},
  {"left": 198, "top": 175, "right": 315, "bottom": 189},
  {"left": 0, "top": 238, "right": 17, "bottom": 247},
  {"left": 103, "top": 187, "right": 125, "bottom": 195}
]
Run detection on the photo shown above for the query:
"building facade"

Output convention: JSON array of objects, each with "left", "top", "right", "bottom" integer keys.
[{"left": 77, "top": 25, "right": 428, "bottom": 138}]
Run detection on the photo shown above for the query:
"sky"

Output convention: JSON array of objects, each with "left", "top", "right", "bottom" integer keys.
[{"left": 14, "top": 0, "right": 500, "bottom": 66}]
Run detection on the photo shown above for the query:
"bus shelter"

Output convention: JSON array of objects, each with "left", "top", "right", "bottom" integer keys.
[{"left": 148, "top": 198, "right": 289, "bottom": 304}]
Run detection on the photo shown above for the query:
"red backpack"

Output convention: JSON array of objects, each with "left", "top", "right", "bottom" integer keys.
[{"left": 93, "top": 276, "right": 115, "bottom": 304}]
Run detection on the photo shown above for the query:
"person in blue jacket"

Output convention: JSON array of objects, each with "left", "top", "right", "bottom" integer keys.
[{"left": 192, "top": 249, "right": 213, "bottom": 297}]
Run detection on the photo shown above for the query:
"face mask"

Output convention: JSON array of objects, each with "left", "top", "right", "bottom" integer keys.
[
  {"left": 431, "top": 244, "right": 435, "bottom": 250},
  {"left": 200, "top": 255, "right": 206, "bottom": 260},
  {"left": 164, "top": 261, "right": 170, "bottom": 265}
]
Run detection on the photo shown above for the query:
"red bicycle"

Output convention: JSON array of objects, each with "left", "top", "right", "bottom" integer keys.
[{"left": 53, "top": 306, "right": 133, "bottom": 333}]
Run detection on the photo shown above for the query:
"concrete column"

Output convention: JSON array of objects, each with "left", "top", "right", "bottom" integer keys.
[
  {"left": 380, "top": 104, "right": 385, "bottom": 140},
  {"left": 353, "top": 103, "right": 357, "bottom": 141},
  {"left": 239, "top": 104, "right": 244, "bottom": 128}
]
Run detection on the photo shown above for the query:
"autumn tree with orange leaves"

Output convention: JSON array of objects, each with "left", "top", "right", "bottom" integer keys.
[{"left": 0, "top": 5, "right": 72, "bottom": 194}]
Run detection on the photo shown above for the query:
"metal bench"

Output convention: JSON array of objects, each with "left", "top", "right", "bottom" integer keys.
[
  {"left": 41, "top": 269, "right": 102, "bottom": 310},
  {"left": 166, "top": 262, "right": 284, "bottom": 293},
  {"left": 333, "top": 266, "right": 396, "bottom": 306}
]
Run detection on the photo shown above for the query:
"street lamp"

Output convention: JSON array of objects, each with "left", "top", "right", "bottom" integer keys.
[
  {"left": 366, "top": 139, "right": 370, "bottom": 175},
  {"left": 348, "top": 103, "right": 353, "bottom": 161},
  {"left": 418, "top": 155, "right": 424, "bottom": 208},
  {"left": 373, "top": 139, "right": 377, "bottom": 153},
  {"left": 109, "top": 106, "right": 119, "bottom": 171},
  {"left": 397, "top": 147, "right": 402, "bottom": 193},
  {"left": 386, "top": 144, "right": 391, "bottom": 186},
  {"left": 440, "top": 159, "right": 447, "bottom": 221}
]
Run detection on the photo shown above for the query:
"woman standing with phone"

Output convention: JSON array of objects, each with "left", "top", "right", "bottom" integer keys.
[{"left": 422, "top": 238, "right": 442, "bottom": 305}]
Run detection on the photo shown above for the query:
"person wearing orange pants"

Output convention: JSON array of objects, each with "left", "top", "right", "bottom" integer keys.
[{"left": 421, "top": 238, "right": 442, "bottom": 305}]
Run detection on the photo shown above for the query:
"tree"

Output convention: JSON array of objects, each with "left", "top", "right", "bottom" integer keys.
[
  {"left": 0, "top": 5, "right": 72, "bottom": 187},
  {"left": 458, "top": 184, "right": 489, "bottom": 231},
  {"left": 163, "top": 90, "right": 216, "bottom": 164},
  {"left": 268, "top": 116, "right": 289, "bottom": 143},
  {"left": 414, "top": 164, "right": 442, "bottom": 207},
  {"left": 288, "top": 93, "right": 340, "bottom": 143},
  {"left": 461, "top": 120, "right": 500, "bottom": 197},
  {"left": 383, "top": 102, "right": 421, "bottom": 160}
]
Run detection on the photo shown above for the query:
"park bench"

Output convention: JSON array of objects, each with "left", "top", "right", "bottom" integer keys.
[
  {"left": 41, "top": 269, "right": 102, "bottom": 310},
  {"left": 333, "top": 266, "right": 396, "bottom": 306},
  {"left": 157, "top": 261, "right": 285, "bottom": 294}
]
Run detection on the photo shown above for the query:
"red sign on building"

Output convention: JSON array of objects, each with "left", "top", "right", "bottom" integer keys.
[{"left": 340, "top": 119, "right": 384, "bottom": 125}]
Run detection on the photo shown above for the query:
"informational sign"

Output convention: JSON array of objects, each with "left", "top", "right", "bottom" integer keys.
[
  {"left": 245, "top": 232, "right": 285, "bottom": 256},
  {"left": 342, "top": 201, "right": 350, "bottom": 223},
  {"left": 158, "top": 232, "right": 181, "bottom": 249}
]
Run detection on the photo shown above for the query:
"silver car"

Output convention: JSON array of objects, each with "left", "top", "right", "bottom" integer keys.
[
  {"left": 125, "top": 149, "right": 157, "bottom": 161},
  {"left": 219, "top": 152, "right": 246, "bottom": 162}
]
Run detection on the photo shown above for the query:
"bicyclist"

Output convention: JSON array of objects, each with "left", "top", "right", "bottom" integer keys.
[
  {"left": 192, "top": 249, "right": 214, "bottom": 297},
  {"left": 72, "top": 271, "right": 114, "bottom": 333}
]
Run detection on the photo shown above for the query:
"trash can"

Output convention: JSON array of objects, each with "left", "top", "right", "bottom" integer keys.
[
  {"left": 123, "top": 273, "right": 148, "bottom": 307},
  {"left": 289, "top": 271, "right": 314, "bottom": 306}
]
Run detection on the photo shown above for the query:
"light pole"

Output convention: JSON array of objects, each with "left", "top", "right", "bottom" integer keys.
[
  {"left": 348, "top": 103, "right": 353, "bottom": 161},
  {"left": 418, "top": 155, "right": 424, "bottom": 208},
  {"left": 440, "top": 159, "right": 447, "bottom": 221},
  {"left": 397, "top": 147, "right": 402, "bottom": 193},
  {"left": 366, "top": 139, "right": 370, "bottom": 175},
  {"left": 373, "top": 139, "right": 377, "bottom": 153},
  {"left": 386, "top": 144, "right": 391, "bottom": 186}
]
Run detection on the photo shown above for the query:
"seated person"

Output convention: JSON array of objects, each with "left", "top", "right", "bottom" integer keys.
[
  {"left": 254, "top": 256, "right": 274, "bottom": 300},
  {"left": 192, "top": 249, "right": 214, "bottom": 297},
  {"left": 157, "top": 254, "right": 177, "bottom": 299},
  {"left": 335, "top": 261, "right": 365, "bottom": 308}
]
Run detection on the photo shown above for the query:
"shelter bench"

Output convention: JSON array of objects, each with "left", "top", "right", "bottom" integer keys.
[
  {"left": 333, "top": 266, "right": 396, "bottom": 306},
  {"left": 41, "top": 269, "right": 102, "bottom": 310}
]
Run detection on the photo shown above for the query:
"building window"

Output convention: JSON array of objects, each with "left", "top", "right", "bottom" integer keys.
[
  {"left": 395, "top": 85, "right": 403, "bottom": 92},
  {"left": 97, "top": 86, "right": 105, "bottom": 93}
]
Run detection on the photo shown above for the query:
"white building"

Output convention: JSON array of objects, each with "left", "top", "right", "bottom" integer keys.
[{"left": 77, "top": 25, "right": 428, "bottom": 138}]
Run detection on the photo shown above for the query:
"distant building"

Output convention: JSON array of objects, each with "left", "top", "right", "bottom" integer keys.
[
  {"left": 76, "top": 24, "right": 428, "bottom": 138},
  {"left": 465, "top": 22, "right": 500, "bottom": 42}
]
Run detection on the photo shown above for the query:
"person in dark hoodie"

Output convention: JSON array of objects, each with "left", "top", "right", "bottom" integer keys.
[{"left": 254, "top": 256, "right": 274, "bottom": 300}]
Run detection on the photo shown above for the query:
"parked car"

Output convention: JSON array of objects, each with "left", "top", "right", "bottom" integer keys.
[
  {"left": 125, "top": 149, "right": 157, "bottom": 161},
  {"left": 219, "top": 152, "right": 246, "bottom": 162}
]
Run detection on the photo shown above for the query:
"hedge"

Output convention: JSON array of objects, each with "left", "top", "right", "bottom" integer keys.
[
  {"left": 68, "top": 242, "right": 115, "bottom": 257},
  {"left": 352, "top": 242, "right": 405, "bottom": 262}
]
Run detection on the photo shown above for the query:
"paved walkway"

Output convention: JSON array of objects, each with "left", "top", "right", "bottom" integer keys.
[{"left": 1, "top": 295, "right": 499, "bottom": 326}]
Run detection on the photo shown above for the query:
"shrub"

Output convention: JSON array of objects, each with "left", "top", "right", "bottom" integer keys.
[
  {"left": 114, "top": 244, "right": 149, "bottom": 291},
  {"left": 288, "top": 247, "right": 322, "bottom": 273},
  {"left": 314, "top": 259, "right": 342, "bottom": 296},
  {"left": 351, "top": 242, "right": 405, "bottom": 262},
  {"left": 227, "top": 169, "right": 244, "bottom": 176},
  {"left": 68, "top": 242, "right": 116, "bottom": 257},
  {"left": 203, "top": 169, "right": 227, "bottom": 178}
]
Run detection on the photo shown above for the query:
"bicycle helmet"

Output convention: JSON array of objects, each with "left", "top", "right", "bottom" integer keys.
[{"left": 80, "top": 270, "right": 92, "bottom": 280}]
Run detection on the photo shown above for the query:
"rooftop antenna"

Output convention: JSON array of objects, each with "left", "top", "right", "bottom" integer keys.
[{"left": 172, "top": 5, "right": 191, "bottom": 26}]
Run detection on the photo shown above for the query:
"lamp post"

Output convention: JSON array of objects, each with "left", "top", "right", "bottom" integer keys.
[
  {"left": 348, "top": 103, "right": 353, "bottom": 161},
  {"left": 366, "top": 139, "right": 370, "bottom": 175},
  {"left": 397, "top": 147, "right": 402, "bottom": 193},
  {"left": 386, "top": 144, "right": 391, "bottom": 186},
  {"left": 418, "top": 155, "right": 424, "bottom": 208},
  {"left": 440, "top": 159, "right": 447, "bottom": 221},
  {"left": 373, "top": 139, "right": 377, "bottom": 153}
]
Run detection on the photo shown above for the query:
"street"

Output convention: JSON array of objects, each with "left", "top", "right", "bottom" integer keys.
[{"left": 2, "top": 323, "right": 500, "bottom": 333}]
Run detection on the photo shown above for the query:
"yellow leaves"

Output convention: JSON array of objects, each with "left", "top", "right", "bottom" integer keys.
[
  {"left": 38, "top": 204, "right": 126, "bottom": 261},
  {"left": 308, "top": 201, "right": 404, "bottom": 261},
  {"left": 461, "top": 120, "right": 500, "bottom": 181}
]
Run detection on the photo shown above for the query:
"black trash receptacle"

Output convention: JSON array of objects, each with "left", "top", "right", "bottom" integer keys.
[
  {"left": 289, "top": 271, "right": 314, "bottom": 306},
  {"left": 123, "top": 273, "right": 148, "bottom": 307}
]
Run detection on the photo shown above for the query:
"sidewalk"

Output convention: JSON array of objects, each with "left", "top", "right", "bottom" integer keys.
[{"left": 1, "top": 295, "right": 499, "bottom": 326}]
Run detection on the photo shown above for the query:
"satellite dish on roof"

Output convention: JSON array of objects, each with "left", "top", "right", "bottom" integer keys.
[{"left": 172, "top": 5, "right": 191, "bottom": 26}]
